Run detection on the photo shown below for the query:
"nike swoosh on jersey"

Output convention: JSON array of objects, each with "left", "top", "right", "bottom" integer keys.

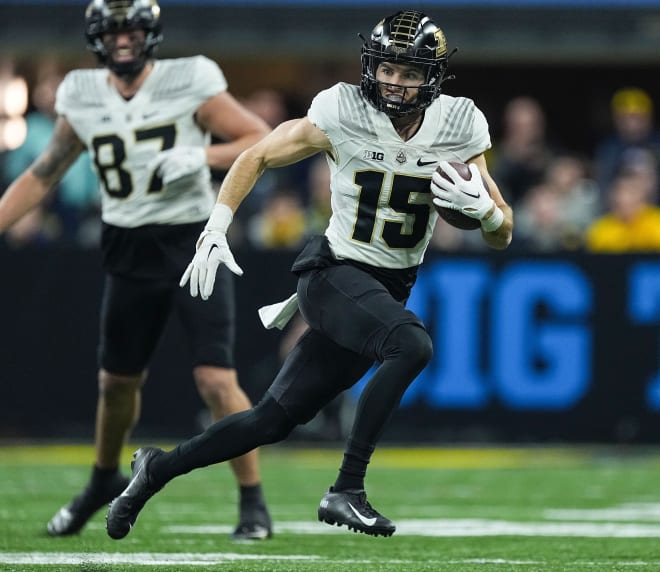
[
  {"left": 347, "top": 502, "right": 377, "bottom": 526},
  {"left": 417, "top": 159, "right": 436, "bottom": 167}
]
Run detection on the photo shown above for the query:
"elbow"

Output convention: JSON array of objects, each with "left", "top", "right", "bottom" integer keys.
[
  {"left": 485, "top": 222, "right": 513, "bottom": 250},
  {"left": 488, "top": 208, "right": 513, "bottom": 250},
  {"left": 489, "top": 235, "right": 513, "bottom": 250}
]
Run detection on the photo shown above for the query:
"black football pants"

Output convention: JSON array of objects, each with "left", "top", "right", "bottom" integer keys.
[{"left": 155, "top": 264, "right": 432, "bottom": 484}]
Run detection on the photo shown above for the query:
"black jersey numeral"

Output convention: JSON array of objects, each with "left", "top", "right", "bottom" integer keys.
[
  {"left": 91, "top": 124, "right": 176, "bottom": 198},
  {"left": 91, "top": 134, "right": 131, "bottom": 198},
  {"left": 136, "top": 125, "right": 176, "bottom": 193},
  {"left": 352, "top": 170, "right": 432, "bottom": 249}
]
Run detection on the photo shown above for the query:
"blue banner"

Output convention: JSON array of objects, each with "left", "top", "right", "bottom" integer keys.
[{"left": 1, "top": 247, "right": 659, "bottom": 442}]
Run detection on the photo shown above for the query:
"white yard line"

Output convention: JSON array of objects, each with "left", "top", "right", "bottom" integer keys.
[
  {"left": 545, "top": 503, "right": 660, "bottom": 521},
  {"left": 2, "top": 553, "right": 660, "bottom": 568},
  {"left": 0, "top": 552, "right": 319, "bottom": 565},
  {"left": 164, "top": 518, "right": 660, "bottom": 537},
  {"left": 7, "top": 514, "right": 660, "bottom": 567}
]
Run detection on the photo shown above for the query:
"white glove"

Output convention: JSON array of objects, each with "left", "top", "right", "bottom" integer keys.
[
  {"left": 430, "top": 161, "right": 495, "bottom": 220},
  {"left": 149, "top": 146, "right": 207, "bottom": 185},
  {"left": 179, "top": 204, "right": 243, "bottom": 300}
]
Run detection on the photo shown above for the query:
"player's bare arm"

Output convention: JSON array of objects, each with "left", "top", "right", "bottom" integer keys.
[
  {"left": 196, "top": 91, "right": 271, "bottom": 170},
  {"left": 179, "top": 117, "right": 332, "bottom": 295},
  {"left": 0, "top": 116, "right": 84, "bottom": 233},
  {"left": 468, "top": 154, "right": 513, "bottom": 250},
  {"left": 218, "top": 117, "right": 332, "bottom": 212}
]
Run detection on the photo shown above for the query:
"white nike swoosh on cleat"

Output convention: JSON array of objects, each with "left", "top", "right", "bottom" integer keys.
[
  {"left": 347, "top": 502, "right": 377, "bottom": 527},
  {"left": 120, "top": 467, "right": 143, "bottom": 497}
]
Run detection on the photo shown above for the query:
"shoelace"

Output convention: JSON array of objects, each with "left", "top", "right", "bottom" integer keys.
[{"left": 354, "top": 492, "right": 379, "bottom": 518}]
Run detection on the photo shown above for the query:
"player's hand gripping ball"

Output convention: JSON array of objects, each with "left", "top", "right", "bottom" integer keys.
[{"left": 431, "top": 161, "right": 492, "bottom": 230}]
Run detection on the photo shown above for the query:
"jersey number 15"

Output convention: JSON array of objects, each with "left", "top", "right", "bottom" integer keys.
[{"left": 353, "top": 170, "right": 432, "bottom": 249}]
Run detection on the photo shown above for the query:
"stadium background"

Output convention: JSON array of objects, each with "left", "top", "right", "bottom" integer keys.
[{"left": 0, "top": 0, "right": 659, "bottom": 444}]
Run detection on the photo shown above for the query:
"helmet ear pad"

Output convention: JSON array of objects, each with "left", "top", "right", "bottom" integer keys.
[{"left": 360, "top": 10, "right": 452, "bottom": 117}]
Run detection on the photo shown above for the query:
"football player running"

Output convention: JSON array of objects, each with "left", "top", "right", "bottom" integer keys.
[
  {"left": 106, "top": 10, "right": 513, "bottom": 539},
  {"left": 0, "top": 0, "right": 274, "bottom": 541}
]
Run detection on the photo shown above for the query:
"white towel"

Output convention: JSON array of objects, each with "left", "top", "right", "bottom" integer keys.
[{"left": 257, "top": 292, "right": 299, "bottom": 330}]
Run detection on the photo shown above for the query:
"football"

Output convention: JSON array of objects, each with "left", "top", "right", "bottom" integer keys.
[{"left": 433, "top": 162, "right": 490, "bottom": 230}]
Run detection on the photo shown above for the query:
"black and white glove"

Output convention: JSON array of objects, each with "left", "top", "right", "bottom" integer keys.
[
  {"left": 431, "top": 161, "right": 504, "bottom": 231},
  {"left": 431, "top": 162, "right": 494, "bottom": 218},
  {"left": 149, "top": 146, "right": 207, "bottom": 185},
  {"left": 179, "top": 204, "right": 243, "bottom": 300}
]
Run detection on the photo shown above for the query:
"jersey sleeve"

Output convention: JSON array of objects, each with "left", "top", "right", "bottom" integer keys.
[
  {"left": 190, "top": 55, "right": 228, "bottom": 100},
  {"left": 457, "top": 102, "right": 492, "bottom": 162},
  {"left": 470, "top": 106, "right": 492, "bottom": 154},
  {"left": 54, "top": 71, "right": 78, "bottom": 118},
  {"left": 307, "top": 84, "right": 342, "bottom": 142}
]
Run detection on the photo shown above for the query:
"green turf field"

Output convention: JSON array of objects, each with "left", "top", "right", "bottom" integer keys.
[{"left": 3, "top": 444, "right": 660, "bottom": 571}]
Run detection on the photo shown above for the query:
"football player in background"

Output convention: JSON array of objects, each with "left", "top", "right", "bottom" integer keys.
[
  {"left": 0, "top": 0, "right": 273, "bottom": 541},
  {"left": 106, "top": 10, "right": 513, "bottom": 539}
]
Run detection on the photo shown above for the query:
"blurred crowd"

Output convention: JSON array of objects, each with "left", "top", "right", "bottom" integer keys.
[
  {"left": 432, "top": 89, "right": 660, "bottom": 253},
  {"left": 1, "top": 62, "right": 659, "bottom": 254}
]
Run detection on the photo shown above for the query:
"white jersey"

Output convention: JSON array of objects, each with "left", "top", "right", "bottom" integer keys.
[
  {"left": 55, "top": 56, "right": 227, "bottom": 228},
  {"left": 307, "top": 83, "right": 491, "bottom": 269}
]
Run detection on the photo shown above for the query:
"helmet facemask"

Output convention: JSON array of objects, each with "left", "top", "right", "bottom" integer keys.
[
  {"left": 360, "top": 10, "right": 454, "bottom": 117},
  {"left": 85, "top": 0, "right": 163, "bottom": 80}
]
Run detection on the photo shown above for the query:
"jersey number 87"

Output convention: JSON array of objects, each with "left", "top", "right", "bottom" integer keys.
[{"left": 91, "top": 124, "right": 176, "bottom": 198}]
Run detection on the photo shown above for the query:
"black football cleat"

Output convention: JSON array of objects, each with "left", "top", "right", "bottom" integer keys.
[
  {"left": 318, "top": 487, "right": 395, "bottom": 537},
  {"left": 106, "top": 447, "right": 164, "bottom": 540},
  {"left": 231, "top": 503, "right": 273, "bottom": 541},
  {"left": 47, "top": 472, "right": 129, "bottom": 536}
]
